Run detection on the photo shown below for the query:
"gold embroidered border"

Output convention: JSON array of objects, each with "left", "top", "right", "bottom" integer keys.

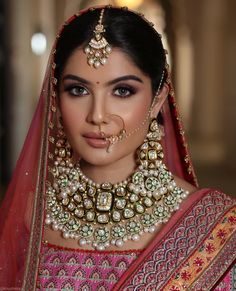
[{"left": 163, "top": 205, "right": 236, "bottom": 291}]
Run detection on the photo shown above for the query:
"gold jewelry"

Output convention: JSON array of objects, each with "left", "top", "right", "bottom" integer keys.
[
  {"left": 84, "top": 9, "right": 112, "bottom": 68},
  {"left": 99, "top": 114, "right": 127, "bottom": 153},
  {"left": 45, "top": 118, "right": 189, "bottom": 251},
  {"left": 54, "top": 118, "right": 73, "bottom": 160}
]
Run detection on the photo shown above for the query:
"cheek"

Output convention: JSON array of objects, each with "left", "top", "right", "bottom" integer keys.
[
  {"left": 119, "top": 97, "right": 151, "bottom": 154},
  {"left": 123, "top": 98, "right": 151, "bottom": 133},
  {"left": 59, "top": 98, "right": 85, "bottom": 134}
]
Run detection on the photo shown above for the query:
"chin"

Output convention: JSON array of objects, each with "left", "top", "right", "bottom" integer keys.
[
  {"left": 78, "top": 146, "right": 135, "bottom": 168},
  {"left": 76, "top": 148, "right": 116, "bottom": 164}
]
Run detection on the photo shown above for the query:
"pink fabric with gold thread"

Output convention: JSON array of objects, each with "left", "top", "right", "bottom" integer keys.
[
  {"left": 37, "top": 244, "right": 141, "bottom": 290},
  {"left": 113, "top": 189, "right": 236, "bottom": 290}
]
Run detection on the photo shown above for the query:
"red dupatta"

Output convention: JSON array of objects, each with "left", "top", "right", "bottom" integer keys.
[
  {"left": 114, "top": 188, "right": 236, "bottom": 290},
  {"left": 1, "top": 6, "right": 233, "bottom": 290}
]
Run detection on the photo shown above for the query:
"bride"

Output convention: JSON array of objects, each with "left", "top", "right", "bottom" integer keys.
[{"left": 0, "top": 6, "right": 235, "bottom": 290}]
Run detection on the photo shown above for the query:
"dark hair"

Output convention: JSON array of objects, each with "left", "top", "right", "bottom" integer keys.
[{"left": 54, "top": 7, "right": 166, "bottom": 95}]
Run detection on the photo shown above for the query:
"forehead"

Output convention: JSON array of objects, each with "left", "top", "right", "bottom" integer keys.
[{"left": 61, "top": 48, "right": 150, "bottom": 83}]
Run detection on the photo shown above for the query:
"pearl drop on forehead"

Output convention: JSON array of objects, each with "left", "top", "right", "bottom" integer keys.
[{"left": 84, "top": 9, "right": 112, "bottom": 69}]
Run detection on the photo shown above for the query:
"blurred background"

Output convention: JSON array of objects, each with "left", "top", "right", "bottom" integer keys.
[{"left": 0, "top": 0, "right": 236, "bottom": 198}]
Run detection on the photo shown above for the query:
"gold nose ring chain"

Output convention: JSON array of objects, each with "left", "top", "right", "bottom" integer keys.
[{"left": 98, "top": 114, "right": 126, "bottom": 152}]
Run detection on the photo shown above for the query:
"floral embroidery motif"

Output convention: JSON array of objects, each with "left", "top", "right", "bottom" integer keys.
[
  {"left": 52, "top": 256, "right": 60, "bottom": 264},
  {"left": 101, "top": 258, "right": 112, "bottom": 268},
  {"left": 164, "top": 203, "right": 236, "bottom": 290},
  {"left": 62, "top": 281, "right": 74, "bottom": 289},
  {"left": 90, "top": 270, "right": 101, "bottom": 280},
  {"left": 68, "top": 257, "right": 77, "bottom": 264},
  {"left": 116, "top": 259, "right": 128, "bottom": 269},
  {"left": 205, "top": 242, "right": 215, "bottom": 254},
  {"left": 37, "top": 244, "right": 140, "bottom": 290},
  {"left": 117, "top": 191, "right": 235, "bottom": 291},
  {"left": 193, "top": 257, "right": 204, "bottom": 267},
  {"left": 228, "top": 215, "right": 236, "bottom": 225},
  {"left": 180, "top": 270, "right": 191, "bottom": 281},
  {"left": 73, "top": 269, "right": 85, "bottom": 279},
  {"left": 217, "top": 229, "right": 227, "bottom": 241}
]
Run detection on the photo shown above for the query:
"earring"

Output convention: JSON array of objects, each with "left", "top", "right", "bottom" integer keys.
[
  {"left": 54, "top": 117, "right": 73, "bottom": 163},
  {"left": 137, "top": 118, "right": 164, "bottom": 170}
]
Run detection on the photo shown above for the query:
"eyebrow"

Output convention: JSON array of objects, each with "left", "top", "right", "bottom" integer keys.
[{"left": 62, "top": 74, "right": 143, "bottom": 86}]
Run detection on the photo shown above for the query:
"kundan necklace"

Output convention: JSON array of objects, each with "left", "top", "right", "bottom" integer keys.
[{"left": 45, "top": 119, "right": 189, "bottom": 250}]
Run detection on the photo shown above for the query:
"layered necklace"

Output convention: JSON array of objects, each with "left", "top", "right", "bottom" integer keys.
[{"left": 45, "top": 119, "right": 189, "bottom": 250}]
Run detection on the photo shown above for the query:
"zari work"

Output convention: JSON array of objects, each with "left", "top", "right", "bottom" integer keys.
[
  {"left": 37, "top": 244, "right": 141, "bottom": 290},
  {"left": 114, "top": 190, "right": 236, "bottom": 290}
]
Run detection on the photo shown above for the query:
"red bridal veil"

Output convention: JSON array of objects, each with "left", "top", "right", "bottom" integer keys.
[{"left": 0, "top": 7, "right": 198, "bottom": 289}]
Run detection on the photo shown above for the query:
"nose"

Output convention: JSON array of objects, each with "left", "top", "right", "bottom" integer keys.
[{"left": 86, "top": 95, "right": 108, "bottom": 126}]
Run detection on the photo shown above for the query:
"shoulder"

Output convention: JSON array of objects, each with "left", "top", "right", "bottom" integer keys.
[
  {"left": 174, "top": 174, "right": 198, "bottom": 194},
  {"left": 174, "top": 175, "right": 236, "bottom": 206}
]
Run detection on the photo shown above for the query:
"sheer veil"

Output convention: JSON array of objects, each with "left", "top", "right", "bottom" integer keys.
[{"left": 0, "top": 7, "right": 198, "bottom": 290}]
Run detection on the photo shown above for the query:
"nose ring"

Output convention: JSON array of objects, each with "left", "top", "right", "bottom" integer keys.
[{"left": 102, "top": 114, "right": 127, "bottom": 153}]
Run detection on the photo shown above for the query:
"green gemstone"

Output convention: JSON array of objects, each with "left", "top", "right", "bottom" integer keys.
[
  {"left": 112, "top": 211, "right": 121, "bottom": 222},
  {"left": 126, "top": 220, "right": 141, "bottom": 234},
  {"left": 135, "top": 203, "right": 145, "bottom": 213},
  {"left": 143, "top": 197, "right": 153, "bottom": 207},
  {"left": 116, "top": 198, "right": 126, "bottom": 210},
  {"left": 111, "top": 225, "right": 126, "bottom": 238},
  {"left": 145, "top": 177, "right": 160, "bottom": 191},
  {"left": 65, "top": 218, "right": 79, "bottom": 231},
  {"left": 86, "top": 211, "right": 95, "bottom": 222},
  {"left": 141, "top": 213, "right": 156, "bottom": 226},
  {"left": 79, "top": 224, "right": 93, "bottom": 237},
  {"left": 153, "top": 205, "right": 169, "bottom": 218},
  {"left": 159, "top": 170, "right": 172, "bottom": 183},
  {"left": 94, "top": 227, "right": 109, "bottom": 242},
  {"left": 132, "top": 171, "right": 144, "bottom": 184},
  {"left": 164, "top": 194, "right": 177, "bottom": 206},
  {"left": 123, "top": 208, "right": 135, "bottom": 219}
]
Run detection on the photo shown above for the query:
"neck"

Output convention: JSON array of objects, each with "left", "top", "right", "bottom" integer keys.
[{"left": 79, "top": 153, "right": 137, "bottom": 184}]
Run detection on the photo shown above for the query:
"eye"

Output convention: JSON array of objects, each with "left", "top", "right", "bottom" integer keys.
[
  {"left": 64, "top": 84, "right": 89, "bottom": 97},
  {"left": 113, "top": 85, "right": 136, "bottom": 98}
]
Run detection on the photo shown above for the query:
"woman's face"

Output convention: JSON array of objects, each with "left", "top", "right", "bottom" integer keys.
[{"left": 59, "top": 48, "right": 156, "bottom": 168}]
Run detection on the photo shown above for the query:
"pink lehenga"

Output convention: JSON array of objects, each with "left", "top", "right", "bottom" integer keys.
[
  {"left": 38, "top": 243, "right": 141, "bottom": 290},
  {"left": 0, "top": 6, "right": 235, "bottom": 291}
]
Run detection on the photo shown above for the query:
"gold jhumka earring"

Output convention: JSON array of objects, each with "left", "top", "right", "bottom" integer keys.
[{"left": 84, "top": 9, "right": 112, "bottom": 68}]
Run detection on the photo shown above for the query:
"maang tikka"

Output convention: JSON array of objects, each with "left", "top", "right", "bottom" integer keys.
[{"left": 84, "top": 9, "right": 112, "bottom": 68}]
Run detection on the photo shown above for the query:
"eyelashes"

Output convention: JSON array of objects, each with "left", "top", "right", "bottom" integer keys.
[
  {"left": 113, "top": 85, "right": 137, "bottom": 98},
  {"left": 63, "top": 83, "right": 137, "bottom": 98},
  {"left": 63, "top": 84, "right": 89, "bottom": 97}
]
